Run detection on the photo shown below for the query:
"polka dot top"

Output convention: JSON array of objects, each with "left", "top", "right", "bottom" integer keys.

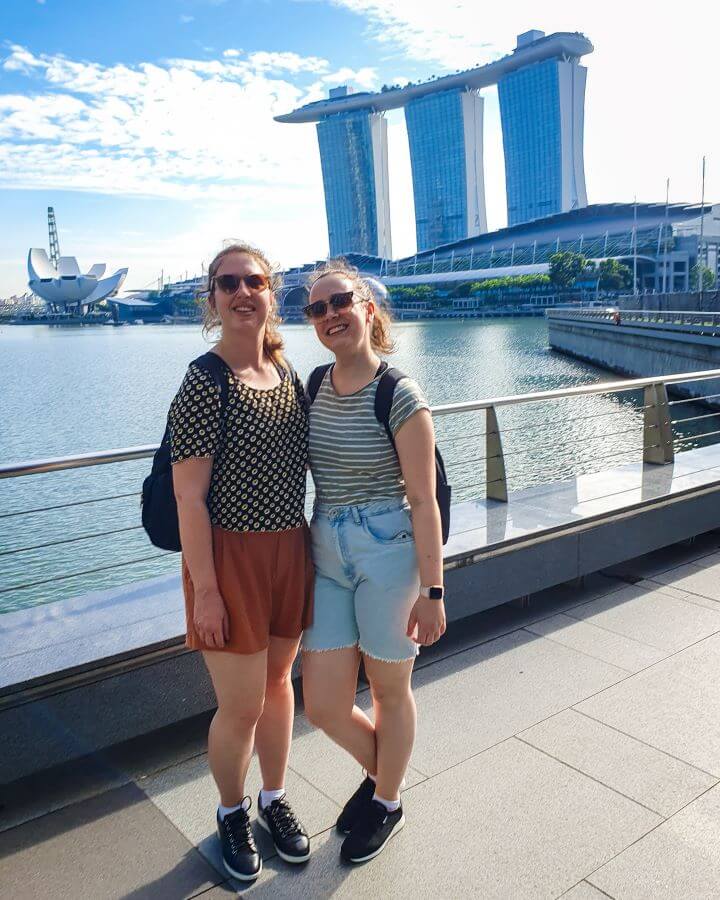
[{"left": 169, "top": 358, "right": 309, "bottom": 532}]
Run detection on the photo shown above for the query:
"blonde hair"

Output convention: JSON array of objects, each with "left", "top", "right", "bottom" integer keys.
[
  {"left": 199, "top": 242, "right": 285, "bottom": 367},
  {"left": 307, "top": 258, "right": 395, "bottom": 354}
]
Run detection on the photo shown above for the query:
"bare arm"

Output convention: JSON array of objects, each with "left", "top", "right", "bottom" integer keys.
[
  {"left": 173, "top": 457, "right": 229, "bottom": 649},
  {"left": 394, "top": 408, "right": 446, "bottom": 646}
]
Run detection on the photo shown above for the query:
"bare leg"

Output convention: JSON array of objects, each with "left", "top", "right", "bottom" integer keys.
[
  {"left": 363, "top": 656, "right": 416, "bottom": 802},
  {"left": 254, "top": 636, "right": 300, "bottom": 790},
  {"left": 203, "top": 649, "right": 268, "bottom": 807},
  {"left": 302, "top": 647, "right": 377, "bottom": 774}
]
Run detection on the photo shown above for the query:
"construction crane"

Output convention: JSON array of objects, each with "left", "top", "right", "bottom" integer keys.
[{"left": 47, "top": 207, "right": 60, "bottom": 267}]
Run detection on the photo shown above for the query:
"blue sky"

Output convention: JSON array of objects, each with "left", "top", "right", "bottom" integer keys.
[{"left": 1, "top": 0, "right": 718, "bottom": 295}]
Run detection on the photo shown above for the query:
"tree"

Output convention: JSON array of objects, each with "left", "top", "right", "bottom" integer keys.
[
  {"left": 596, "top": 259, "right": 633, "bottom": 292},
  {"left": 691, "top": 265, "right": 717, "bottom": 291},
  {"left": 549, "top": 252, "right": 588, "bottom": 289}
]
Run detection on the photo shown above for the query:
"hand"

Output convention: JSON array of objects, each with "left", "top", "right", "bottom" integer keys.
[
  {"left": 194, "top": 587, "right": 230, "bottom": 649},
  {"left": 406, "top": 596, "right": 446, "bottom": 646}
]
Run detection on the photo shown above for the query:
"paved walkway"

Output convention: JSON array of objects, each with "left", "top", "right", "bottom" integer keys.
[{"left": 4, "top": 534, "right": 720, "bottom": 898}]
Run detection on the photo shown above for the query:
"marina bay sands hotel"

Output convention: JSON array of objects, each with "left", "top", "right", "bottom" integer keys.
[{"left": 276, "top": 30, "right": 593, "bottom": 258}]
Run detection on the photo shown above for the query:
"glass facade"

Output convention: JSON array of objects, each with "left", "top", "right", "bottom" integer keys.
[
  {"left": 405, "top": 91, "right": 468, "bottom": 251},
  {"left": 316, "top": 111, "right": 378, "bottom": 256},
  {"left": 498, "top": 60, "right": 563, "bottom": 226}
]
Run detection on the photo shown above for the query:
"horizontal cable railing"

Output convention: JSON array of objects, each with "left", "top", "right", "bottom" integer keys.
[
  {"left": 4, "top": 369, "right": 720, "bottom": 612},
  {"left": 547, "top": 308, "right": 720, "bottom": 332}
]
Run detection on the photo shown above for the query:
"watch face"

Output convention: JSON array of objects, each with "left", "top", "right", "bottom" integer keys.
[{"left": 429, "top": 587, "right": 444, "bottom": 600}]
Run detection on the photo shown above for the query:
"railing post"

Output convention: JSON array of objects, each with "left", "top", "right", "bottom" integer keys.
[
  {"left": 643, "top": 383, "right": 674, "bottom": 464},
  {"left": 486, "top": 405, "right": 508, "bottom": 501}
]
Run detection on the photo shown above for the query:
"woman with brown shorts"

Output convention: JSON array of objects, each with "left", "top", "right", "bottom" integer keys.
[{"left": 169, "top": 242, "right": 313, "bottom": 882}]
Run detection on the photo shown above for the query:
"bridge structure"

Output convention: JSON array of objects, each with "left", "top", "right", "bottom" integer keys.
[
  {"left": 4, "top": 367, "right": 720, "bottom": 895},
  {"left": 276, "top": 30, "right": 593, "bottom": 258}
]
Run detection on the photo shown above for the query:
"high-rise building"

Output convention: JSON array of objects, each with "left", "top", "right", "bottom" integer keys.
[
  {"left": 276, "top": 31, "right": 592, "bottom": 253},
  {"left": 315, "top": 101, "right": 392, "bottom": 258},
  {"left": 498, "top": 31, "right": 588, "bottom": 227},
  {"left": 404, "top": 90, "right": 487, "bottom": 252}
]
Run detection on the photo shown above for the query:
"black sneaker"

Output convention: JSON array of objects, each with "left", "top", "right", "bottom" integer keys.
[
  {"left": 257, "top": 793, "right": 310, "bottom": 864},
  {"left": 336, "top": 775, "right": 376, "bottom": 834},
  {"left": 216, "top": 803, "right": 261, "bottom": 881},
  {"left": 340, "top": 799, "right": 405, "bottom": 864}
]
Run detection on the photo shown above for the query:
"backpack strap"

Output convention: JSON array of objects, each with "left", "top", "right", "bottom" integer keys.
[
  {"left": 191, "top": 352, "right": 233, "bottom": 451},
  {"left": 306, "top": 363, "right": 333, "bottom": 404},
  {"left": 192, "top": 351, "right": 231, "bottom": 410},
  {"left": 374, "top": 364, "right": 408, "bottom": 451}
]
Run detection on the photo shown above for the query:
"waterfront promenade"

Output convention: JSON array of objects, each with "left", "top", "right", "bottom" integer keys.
[
  {"left": 547, "top": 308, "right": 720, "bottom": 407},
  {"left": 4, "top": 533, "right": 720, "bottom": 898}
]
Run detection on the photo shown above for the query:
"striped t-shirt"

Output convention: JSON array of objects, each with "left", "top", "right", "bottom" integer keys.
[{"left": 308, "top": 366, "right": 430, "bottom": 507}]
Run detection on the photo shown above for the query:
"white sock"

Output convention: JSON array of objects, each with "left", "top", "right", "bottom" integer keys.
[
  {"left": 366, "top": 771, "right": 377, "bottom": 783},
  {"left": 260, "top": 788, "right": 286, "bottom": 809},
  {"left": 373, "top": 793, "right": 401, "bottom": 813},
  {"left": 218, "top": 797, "right": 250, "bottom": 820}
]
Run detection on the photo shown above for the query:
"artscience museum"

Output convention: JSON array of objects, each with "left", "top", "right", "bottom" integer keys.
[{"left": 27, "top": 249, "right": 128, "bottom": 314}]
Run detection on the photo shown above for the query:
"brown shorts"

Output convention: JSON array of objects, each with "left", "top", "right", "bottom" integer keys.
[{"left": 182, "top": 525, "right": 314, "bottom": 655}]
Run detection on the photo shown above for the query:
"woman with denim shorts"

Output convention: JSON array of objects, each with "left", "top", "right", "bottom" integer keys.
[{"left": 301, "top": 259, "right": 446, "bottom": 863}]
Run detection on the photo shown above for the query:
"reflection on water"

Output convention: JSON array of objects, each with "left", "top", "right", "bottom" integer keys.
[{"left": 1, "top": 320, "right": 719, "bottom": 614}]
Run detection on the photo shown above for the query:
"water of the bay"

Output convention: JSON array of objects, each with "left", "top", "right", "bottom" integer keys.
[{"left": 2, "top": 319, "right": 718, "bottom": 615}]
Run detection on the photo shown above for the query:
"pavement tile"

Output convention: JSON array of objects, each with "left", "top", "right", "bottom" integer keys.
[
  {"left": 575, "top": 632, "right": 720, "bottom": 776},
  {"left": 648, "top": 557, "right": 720, "bottom": 604},
  {"left": 561, "top": 882, "right": 614, "bottom": 899},
  {"left": 233, "top": 738, "right": 659, "bottom": 899},
  {"left": 587, "top": 782, "right": 720, "bottom": 899},
  {"left": 408, "top": 628, "right": 628, "bottom": 776},
  {"left": 139, "top": 749, "right": 340, "bottom": 876},
  {"left": 519, "top": 709, "right": 717, "bottom": 817},
  {"left": 0, "top": 783, "right": 221, "bottom": 900},
  {"left": 635, "top": 579, "right": 720, "bottom": 612},
  {"left": 524, "top": 613, "right": 668, "bottom": 673},
  {"left": 566, "top": 582, "right": 720, "bottom": 651},
  {"left": 188, "top": 887, "right": 236, "bottom": 898}
]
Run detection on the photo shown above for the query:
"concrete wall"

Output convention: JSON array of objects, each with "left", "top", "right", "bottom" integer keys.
[{"left": 548, "top": 316, "right": 720, "bottom": 405}]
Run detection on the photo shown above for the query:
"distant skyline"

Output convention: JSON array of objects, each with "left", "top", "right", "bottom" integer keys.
[{"left": 1, "top": 0, "right": 718, "bottom": 296}]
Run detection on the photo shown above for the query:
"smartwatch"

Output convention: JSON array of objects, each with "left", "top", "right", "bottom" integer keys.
[{"left": 420, "top": 585, "right": 444, "bottom": 600}]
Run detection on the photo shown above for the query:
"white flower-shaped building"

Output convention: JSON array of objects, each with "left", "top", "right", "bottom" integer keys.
[{"left": 27, "top": 249, "right": 128, "bottom": 310}]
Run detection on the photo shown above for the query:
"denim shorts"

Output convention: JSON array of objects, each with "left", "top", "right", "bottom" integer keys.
[{"left": 302, "top": 497, "right": 420, "bottom": 662}]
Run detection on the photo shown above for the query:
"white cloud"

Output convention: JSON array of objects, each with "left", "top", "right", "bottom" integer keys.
[
  {"left": 0, "top": 44, "right": 330, "bottom": 197},
  {"left": 179, "top": 14, "right": 194, "bottom": 23},
  {"left": 322, "top": 66, "right": 377, "bottom": 90},
  {"left": 326, "top": 0, "right": 500, "bottom": 70}
]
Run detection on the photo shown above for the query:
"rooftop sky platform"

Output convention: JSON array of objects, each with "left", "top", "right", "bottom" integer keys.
[{"left": 275, "top": 31, "right": 593, "bottom": 123}]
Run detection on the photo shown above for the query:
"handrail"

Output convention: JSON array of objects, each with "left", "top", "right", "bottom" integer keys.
[
  {"left": 4, "top": 368, "right": 720, "bottom": 478},
  {"left": 0, "top": 445, "right": 158, "bottom": 479},
  {"left": 547, "top": 308, "right": 720, "bottom": 320},
  {"left": 431, "top": 368, "right": 720, "bottom": 416}
]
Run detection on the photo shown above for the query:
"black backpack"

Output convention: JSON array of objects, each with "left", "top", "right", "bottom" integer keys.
[
  {"left": 141, "top": 352, "right": 231, "bottom": 552},
  {"left": 307, "top": 363, "right": 451, "bottom": 544}
]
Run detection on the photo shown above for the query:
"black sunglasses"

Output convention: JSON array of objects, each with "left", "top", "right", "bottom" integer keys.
[
  {"left": 213, "top": 273, "right": 270, "bottom": 294},
  {"left": 303, "top": 291, "right": 364, "bottom": 320}
]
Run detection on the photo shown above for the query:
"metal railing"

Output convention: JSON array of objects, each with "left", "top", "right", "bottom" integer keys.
[
  {"left": 4, "top": 368, "right": 720, "bottom": 612},
  {"left": 547, "top": 308, "right": 720, "bottom": 334}
]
